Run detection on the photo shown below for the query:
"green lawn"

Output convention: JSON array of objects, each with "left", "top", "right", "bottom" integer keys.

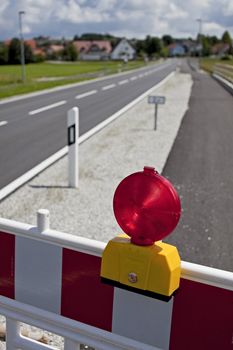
[{"left": 0, "top": 60, "right": 148, "bottom": 99}]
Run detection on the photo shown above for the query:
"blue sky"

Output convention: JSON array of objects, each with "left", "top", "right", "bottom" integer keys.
[{"left": 1, "top": 0, "right": 233, "bottom": 40}]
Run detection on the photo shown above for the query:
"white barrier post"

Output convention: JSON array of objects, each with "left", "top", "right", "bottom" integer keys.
[
  {"left": 37, "top": 209, "right": 50, "bottom": 232},
  {"left": 5, "top": 318, "right": 19, "bottom": 350},
  {"left": 67, "top": 107, "right": 79, "bottom": 188}
]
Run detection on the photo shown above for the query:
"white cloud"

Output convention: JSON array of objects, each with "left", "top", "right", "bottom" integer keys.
[
  {"left": 204, "top": 22, "right": 225, "bottom": 36},
  {"left": 0, "top": 0, "right": 232, "bottom": 40},
  {"left": 223, "top": 1, "right": 233, "bottom": 15},
  {"left": 0, "top": 0, "right": 9, "bottom": 15},
  {"left": 164, "top": 3, "right": 188, "bottom": 20}
]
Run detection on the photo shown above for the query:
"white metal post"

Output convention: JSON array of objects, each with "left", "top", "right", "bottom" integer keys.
[
  {"left": 5, "top": 317, "right": 20, "bottom": 349},
  {"left": 19, "top": 11, "right": 26, "bottom": 83},
  {"left": 154, "top": 104, "right": 158, "bottom": 131},
  {"left": 37, "top": 209, "right": 50, "bottom": 232},
  {"left": 67, "top": 107, "right": 79, "bottom": 188}
]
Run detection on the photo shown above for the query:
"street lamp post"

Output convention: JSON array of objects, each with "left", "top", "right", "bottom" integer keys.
[
  {"left": 19, "top": 11, "right": 26, "bottom": 83},
  {"left": 196, "top": 18, "right": 203, "bottom": 57}
]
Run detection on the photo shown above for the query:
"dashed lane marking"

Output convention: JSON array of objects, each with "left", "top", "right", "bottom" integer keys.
[
  {"left": 102, "top": 84, "right": 116, "bottom": 91},
  {"left": 0, "top": 121, "right": 8, "bottom": 127},
  {"left": 29, "top": 100, "right": 67, "bottom": 115},
  {"left": 75, "top": 90, "right": 97, "bottom": 99},
  {"left": 118, "top": 79, "right": 129, "bottom": 85}
]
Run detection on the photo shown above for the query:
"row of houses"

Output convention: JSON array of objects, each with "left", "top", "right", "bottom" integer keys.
[
  {"left": 167, "top": 42, "right": 231, "bottom": 57},
  {"left": 10, "top": 38, "right": 137, "bottom": 61}
]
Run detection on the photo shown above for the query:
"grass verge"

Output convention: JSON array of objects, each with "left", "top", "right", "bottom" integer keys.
[{"left": 0, "top": 60, "right": 149, "bottom": 99}]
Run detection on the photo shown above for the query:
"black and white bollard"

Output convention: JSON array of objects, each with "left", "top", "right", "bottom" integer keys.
[{"left": 67, "top": 107, "right": 79, "bottom": 188}]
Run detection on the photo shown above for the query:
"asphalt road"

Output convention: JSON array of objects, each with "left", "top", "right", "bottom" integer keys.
[
  {"left": 0, "top": 60, "right": 176, "bottom": 189},
  {"left": 163, "top": 60, "right": 233, "bottom": 272}
]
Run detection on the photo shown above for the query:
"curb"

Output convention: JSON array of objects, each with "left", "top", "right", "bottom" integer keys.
[
  {"left": 0, "top": 71, "right": 175, "bottom": 202},
  {"left": 212, "top": 73, "right": 233, "bottom": 96}
]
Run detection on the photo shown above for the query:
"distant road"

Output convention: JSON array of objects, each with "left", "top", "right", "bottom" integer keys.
[{"left": 0, "top": 60, "right": 176, "bottom": 189}]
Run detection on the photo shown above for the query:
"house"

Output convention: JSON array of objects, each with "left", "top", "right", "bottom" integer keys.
[
  {"left": 167, "top": 43, "right": 185, "bottom": 57},
  {"left": 46, "top": 44, "right": 64, "bottom": 59},
  {"left": 111, "top": 38, "right": 136, "bottom": 61},
  {"left": 211, "top": 43, "right": 230, "bottom": 57},
  {"left": 73, "top": 40, "right": 112, "bottom": 60},
  {"left": 25, "top": 39, "right": 46, "bottom": 57},
  {"left": 47, "top": 45, "right": 64, "bottom": 54}
]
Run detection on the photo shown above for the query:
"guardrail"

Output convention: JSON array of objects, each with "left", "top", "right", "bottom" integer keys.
[
  {"left": 213, "top": 63, "right": 233, "bottom": 84},
  {"left": 0, "top": 210, "right": 233, "bottom": 350}
]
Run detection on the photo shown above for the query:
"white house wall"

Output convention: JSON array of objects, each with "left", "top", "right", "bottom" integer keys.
[{"left": 111, "top": 39, "right": 136, "bottom": 60}]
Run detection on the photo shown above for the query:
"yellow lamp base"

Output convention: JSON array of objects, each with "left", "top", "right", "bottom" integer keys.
[{"left": 101, "top": 235, "right": 181, "bottom": 300}]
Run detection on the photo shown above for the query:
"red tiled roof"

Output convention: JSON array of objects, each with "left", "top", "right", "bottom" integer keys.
[
  {"left": 73, "top": 40, "right": 112, "bottom": 54},
  {"left": 4, "top": 39, "right": 11, "bottom": 46},
  {"left": 25, "top": 39, "right": 37, "bottom": 50},
  {"left": 4, "top": 38, "right": 37, "bottom": 51}
]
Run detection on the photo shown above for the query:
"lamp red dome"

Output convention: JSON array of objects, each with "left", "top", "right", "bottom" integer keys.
[{"left": 113, "top": 167, "right": 181, "bottom": 246}]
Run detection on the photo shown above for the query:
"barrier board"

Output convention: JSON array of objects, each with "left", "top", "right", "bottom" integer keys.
[{"left": 0, "top": 222, "right": 233, "bottom": 350}]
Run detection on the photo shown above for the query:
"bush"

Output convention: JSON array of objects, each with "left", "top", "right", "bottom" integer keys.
[{"left": 221, "top": 55, "right": 232, "bottom": 61}]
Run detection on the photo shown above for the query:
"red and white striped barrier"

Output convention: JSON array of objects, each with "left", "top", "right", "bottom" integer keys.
[{"left": 0, "top": 213, "right": 233, "bottom": 350}]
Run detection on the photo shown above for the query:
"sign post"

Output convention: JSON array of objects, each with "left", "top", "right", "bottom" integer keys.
[
  {"left": 67, "top": 107, "right": 79, "bottom": 188},
  {"left": 148, "top": 96, "right": 166, "bottom": 130}
]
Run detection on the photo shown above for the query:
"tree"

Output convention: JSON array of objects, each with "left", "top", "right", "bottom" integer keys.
[
  {"left": 7, "top": 38, "right": 35, "bottom": 64},
  {"left": 202, "top": 36, "right": 211, "bottom": 56},
  {"left": 162, "top": 35, "right": 174, "bottom": 46},
  {"left": 0, "top": 43, "right": 8, "bottom": 64},
  {"left": 209, "top": 35, "right": 219, "bottom": 46},
  {"left": 135, "top": 40, "right": 146, "bottom": 56},
  {"left": 160, "top": 47, "right": 169, "bottom": 58},
  {"left": 62, "top": 42, "right": 78, "bottom": 61},
  {"left": 24, "top": 43, "right": 34, "bottom": 63},
  {"left": 222, "top": 31, "right": 232, "bottom": 45},
  {"left": 8, "top": 38, "right": 21, "bottom": 64},
  {"left": 145, "top": 36, "right": 162, "bottom": 57}
]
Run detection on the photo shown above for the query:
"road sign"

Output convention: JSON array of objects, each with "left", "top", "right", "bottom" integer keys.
[
  {"left": 148, "top": 96, "right": 166, "bottom": 104},
  {"left": 148, "top": 96, "right": 166, "bottom": 130}
]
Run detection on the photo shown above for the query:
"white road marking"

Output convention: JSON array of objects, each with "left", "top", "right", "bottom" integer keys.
[
  {"left": 118, "top": 79, "right": 128, "bottom": 85},
  {"left": 29, "top": 100, "right": 67, "bottom": 115},
  {"left": 130, "top": 76, "right": 137, "bottom": 81},
  {"left": 102, "top": 84, "right": 116, "bottom": 91},
  {"left": 75, "top": 90, "right": 97, "bottom": 99},
  {"left": 0, "top": 121, "right": 8, "bottom": 127},
  {"left": 138, "top": 74, "right": 144, "bottom": 78}
]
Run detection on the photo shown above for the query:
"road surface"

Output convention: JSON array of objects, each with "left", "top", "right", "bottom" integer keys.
[
  {"left": 164, "top": 60, "right": 233, "bottom": 272},
  {"left": 0, "top": 61, "right": 175, "bottom": 189}
]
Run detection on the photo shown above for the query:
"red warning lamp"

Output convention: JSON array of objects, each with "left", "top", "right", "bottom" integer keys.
[
  {"left": 101, "top": 166, "right": 182, "bottom": 298},
  {"left": 113, "top": 166, "right": 181, "bottom": 246}
]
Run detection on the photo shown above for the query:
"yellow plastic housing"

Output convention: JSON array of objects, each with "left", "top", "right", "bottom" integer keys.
[{"left": 101, "top": 235, "right": 181, "bottom": 297}]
